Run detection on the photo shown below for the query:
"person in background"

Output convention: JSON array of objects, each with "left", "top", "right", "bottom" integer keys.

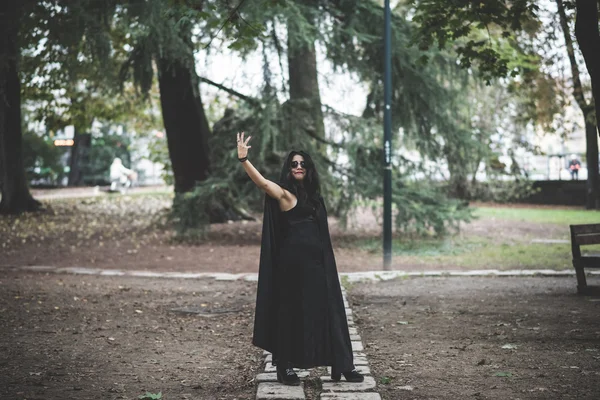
[
  {"left": 568, "top": 154, "right": 581, "bottom": 180},
  {"left": 110, "top": 157, "right": 136, "bottom": 193}
]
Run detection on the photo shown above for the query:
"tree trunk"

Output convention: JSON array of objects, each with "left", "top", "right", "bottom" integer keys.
[
  {"left": 584, "top": 119, "right": 600, "bottom": 208},
  {"left": 286, "top": 1, "right": 326, "bottom": 147},
  {"left": 67, "top": 127, "right": 91, "bottom": 186},
  {"left": 575, "top": 0, "right": 600, "bottom": 143},
  {"left": 557, "top": 0, "right": 600, "bottom": 209},
  {"left": 445, "top": 146, "right": 470, "bottom": 199},
  {"left": 157, "top": 56, "right": 211, "bottom": 193},
  {"left": 0, "top": 0, "right": 40, "bottom": 214}
]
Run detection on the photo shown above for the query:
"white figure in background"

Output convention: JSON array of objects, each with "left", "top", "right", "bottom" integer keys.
[{"left": 110, "top": 157, "right": 137, "bottom": 193}]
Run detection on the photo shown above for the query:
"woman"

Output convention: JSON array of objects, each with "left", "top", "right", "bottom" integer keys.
[{"left": 236, "top": 132, "right": 363, "bottom": 385}]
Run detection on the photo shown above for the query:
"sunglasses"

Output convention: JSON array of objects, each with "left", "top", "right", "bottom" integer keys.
[{"left": 291, "top": 160, "right": 306, "bottom": 169}]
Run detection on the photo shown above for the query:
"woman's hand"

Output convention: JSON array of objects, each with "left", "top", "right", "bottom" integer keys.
[{"left": 237, "top": 131, "right": 252, "bottom": 159}]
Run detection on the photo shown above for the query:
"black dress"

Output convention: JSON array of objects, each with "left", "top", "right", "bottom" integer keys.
[{"left": 269, "top": 200, "right": 354, "bottom": 370}]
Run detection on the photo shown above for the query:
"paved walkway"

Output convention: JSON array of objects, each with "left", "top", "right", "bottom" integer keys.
[
  {"left": 30, "top": 185, "right": 172, "bottom": 200},
  {"left": 255, "top": 287, "right": 379, "bottom": 399}
]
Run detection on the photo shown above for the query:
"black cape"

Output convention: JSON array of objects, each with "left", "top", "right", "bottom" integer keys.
[{"left": 252, "top": 191, "right": 353, "bottom": 369}]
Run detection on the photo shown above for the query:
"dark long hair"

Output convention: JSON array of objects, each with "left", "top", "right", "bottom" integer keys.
[{"left": 278, "top": 150, "right": 321, "bottom": 208}]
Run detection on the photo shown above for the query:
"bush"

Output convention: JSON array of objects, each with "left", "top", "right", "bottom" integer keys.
[
  {"left": 169, "top": 179, "right": 251, "bottom": 242},
  {"left": 467, "top": 179, "right": 539, "bottom": 203},
  {"left": 22, "top": 130, "right": 64, "bottom": 185},
  {"left": 148, "top": 134, "right": 173, "bottom": 185}
]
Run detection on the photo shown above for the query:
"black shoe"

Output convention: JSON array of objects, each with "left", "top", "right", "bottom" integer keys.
[
  {"left": 276, "top": 363, "right": 300, "bottom": 386},
  {"left": 331, "top": 367, "right": 364, "bottom": 382}
]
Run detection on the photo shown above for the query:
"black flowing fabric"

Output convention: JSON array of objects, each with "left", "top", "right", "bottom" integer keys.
[{"left": 252, "top": 191, "right": 354, "bottom": 371}]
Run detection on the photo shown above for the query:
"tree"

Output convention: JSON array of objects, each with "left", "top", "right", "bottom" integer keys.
[
  {"left": 184, "top": 0, "right": 477, "bottom": 235},
  {"left": 1, "top": 0, "right": 120, "bottom": 213},
  {"left": 574, "top": 0, "right": 600, "bottom": 144},
  {"left": 556, "top": 0, "right": 598, "bottom": 208},
  {"left": 117, "top": 0, "right": 271, "bottom": 195},
  {"left": 413, "top": 0, "right": 600, "bottom": 208},
  {"left": 24, "top": 7, "right": 104, "bottom": 185},
  {"left": 0, "top": 0, "right": 41, "bottom": 214},
  {"left": 285, "top": 0, "right": 326, "bottom": 148}
]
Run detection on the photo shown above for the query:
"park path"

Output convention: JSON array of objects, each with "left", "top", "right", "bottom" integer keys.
[
  {"left": 254, "top": 286, "right": 380, "bottom": 400},
  {"left": 30, "top": 185, "right": 172, "bottom": 200},
  {"left": 4, "top": 264, "right": 597, "bottom": 281}
]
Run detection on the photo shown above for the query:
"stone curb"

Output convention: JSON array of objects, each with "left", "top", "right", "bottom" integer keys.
[{"left": 2, "top": 265, "right": 598, "bottom": 283}]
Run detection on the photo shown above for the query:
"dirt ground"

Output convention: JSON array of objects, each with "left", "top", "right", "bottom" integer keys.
[
  {"left": 0, "top": 271, "right": 262, "bottom": 400},
  {"left": 351, "top": 276, "right": 600, "bottom": 400},
  {"left": 2, "top": 271, "right": 599, "bottom": 400},
  {"left": 0, "top": 194, "right": 573, "bottom": 273}
]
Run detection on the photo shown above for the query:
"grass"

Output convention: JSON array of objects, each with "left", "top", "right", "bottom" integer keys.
[
  {"left": 356, "top": 237, "right": 591, "bottom": 270},
  {"left": 355, "top": 205, "right": 600, "bottom": 271},
  {"left": 474, "top": 206, "right": 600, "bottom": 226}
]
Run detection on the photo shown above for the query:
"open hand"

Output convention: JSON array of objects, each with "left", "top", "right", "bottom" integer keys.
[{"left": 236, "top": 131, "right": 252, "bottom": 159}]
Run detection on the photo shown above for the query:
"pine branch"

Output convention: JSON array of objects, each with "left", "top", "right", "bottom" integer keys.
[
  {"left": 322, "top": 103, "right": 363, "bottom": 119},
  {"left": 199, "top": 77, "right": 260, "bottom": 106},
  {"left": 203, "top": 0, "right": 249, "bottom": 49},
  {"left": 302, "top": 126, "right": 342, "bottom": 148}
]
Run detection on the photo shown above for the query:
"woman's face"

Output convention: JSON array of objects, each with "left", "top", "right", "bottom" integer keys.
[{"left": 290, "top": 155, "right": 306, "bottom": 181}]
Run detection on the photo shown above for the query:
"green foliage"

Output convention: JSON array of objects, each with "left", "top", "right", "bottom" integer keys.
[
  {"left": 170, "top": 178, "right": 247, "bottom": 241},
  {"left": 117, "top": 0, "right": 268, "bottom": 96},
  {"left": 321, "top": 1, "right": 458, "bottom": 157},
  {"left": 19, "top": 0, "right": 508, "bottom": 237},
  {"left": 20, "top": 1, "right": 123, "bottom": 132},
  {"left": 394, "top": 182, "right": 473, "bottom": 235},
  {"left": 467, "top": 180, "right": 539, "bottom": 203},
  {"left": 138, "top": 392, "right": 162, "bottom": 400},
  {"left": 328, "top": 109, "right": 473, "bottom": 236},
  {"left": 213, "top": 100, "right": 470, "bottom": 236},
  {"left": 21, "top": 130, "right": 64, "bottom": 185},
  {"left": 19, "top": 0, "right": 165, "bottom": 179},
  {"left": 412, "top": 0, "right": 541, "bottom": 82},
  {"left": 147, "top": 134, "right": 173, "bottom": 185},
  {"left": 169, "top": 185, "right": 211, "bottom": 241}
]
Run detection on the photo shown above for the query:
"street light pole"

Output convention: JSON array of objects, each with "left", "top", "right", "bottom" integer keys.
[{"left": 383, "top": 0, "right": 392, "bottom": 270}]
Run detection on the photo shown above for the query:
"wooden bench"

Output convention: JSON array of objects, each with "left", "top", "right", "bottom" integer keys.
[{"left": 570, "top": 223, "right": 600, "bottom": 293}]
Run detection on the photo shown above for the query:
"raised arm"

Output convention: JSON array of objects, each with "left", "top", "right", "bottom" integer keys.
[{"left": 237, "top": 132, "right": 286, "bottom": 201}]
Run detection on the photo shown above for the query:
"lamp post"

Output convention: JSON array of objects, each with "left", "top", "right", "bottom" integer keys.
[{"left": 383, "top": 0, "right": 392, "bottom": 270}]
